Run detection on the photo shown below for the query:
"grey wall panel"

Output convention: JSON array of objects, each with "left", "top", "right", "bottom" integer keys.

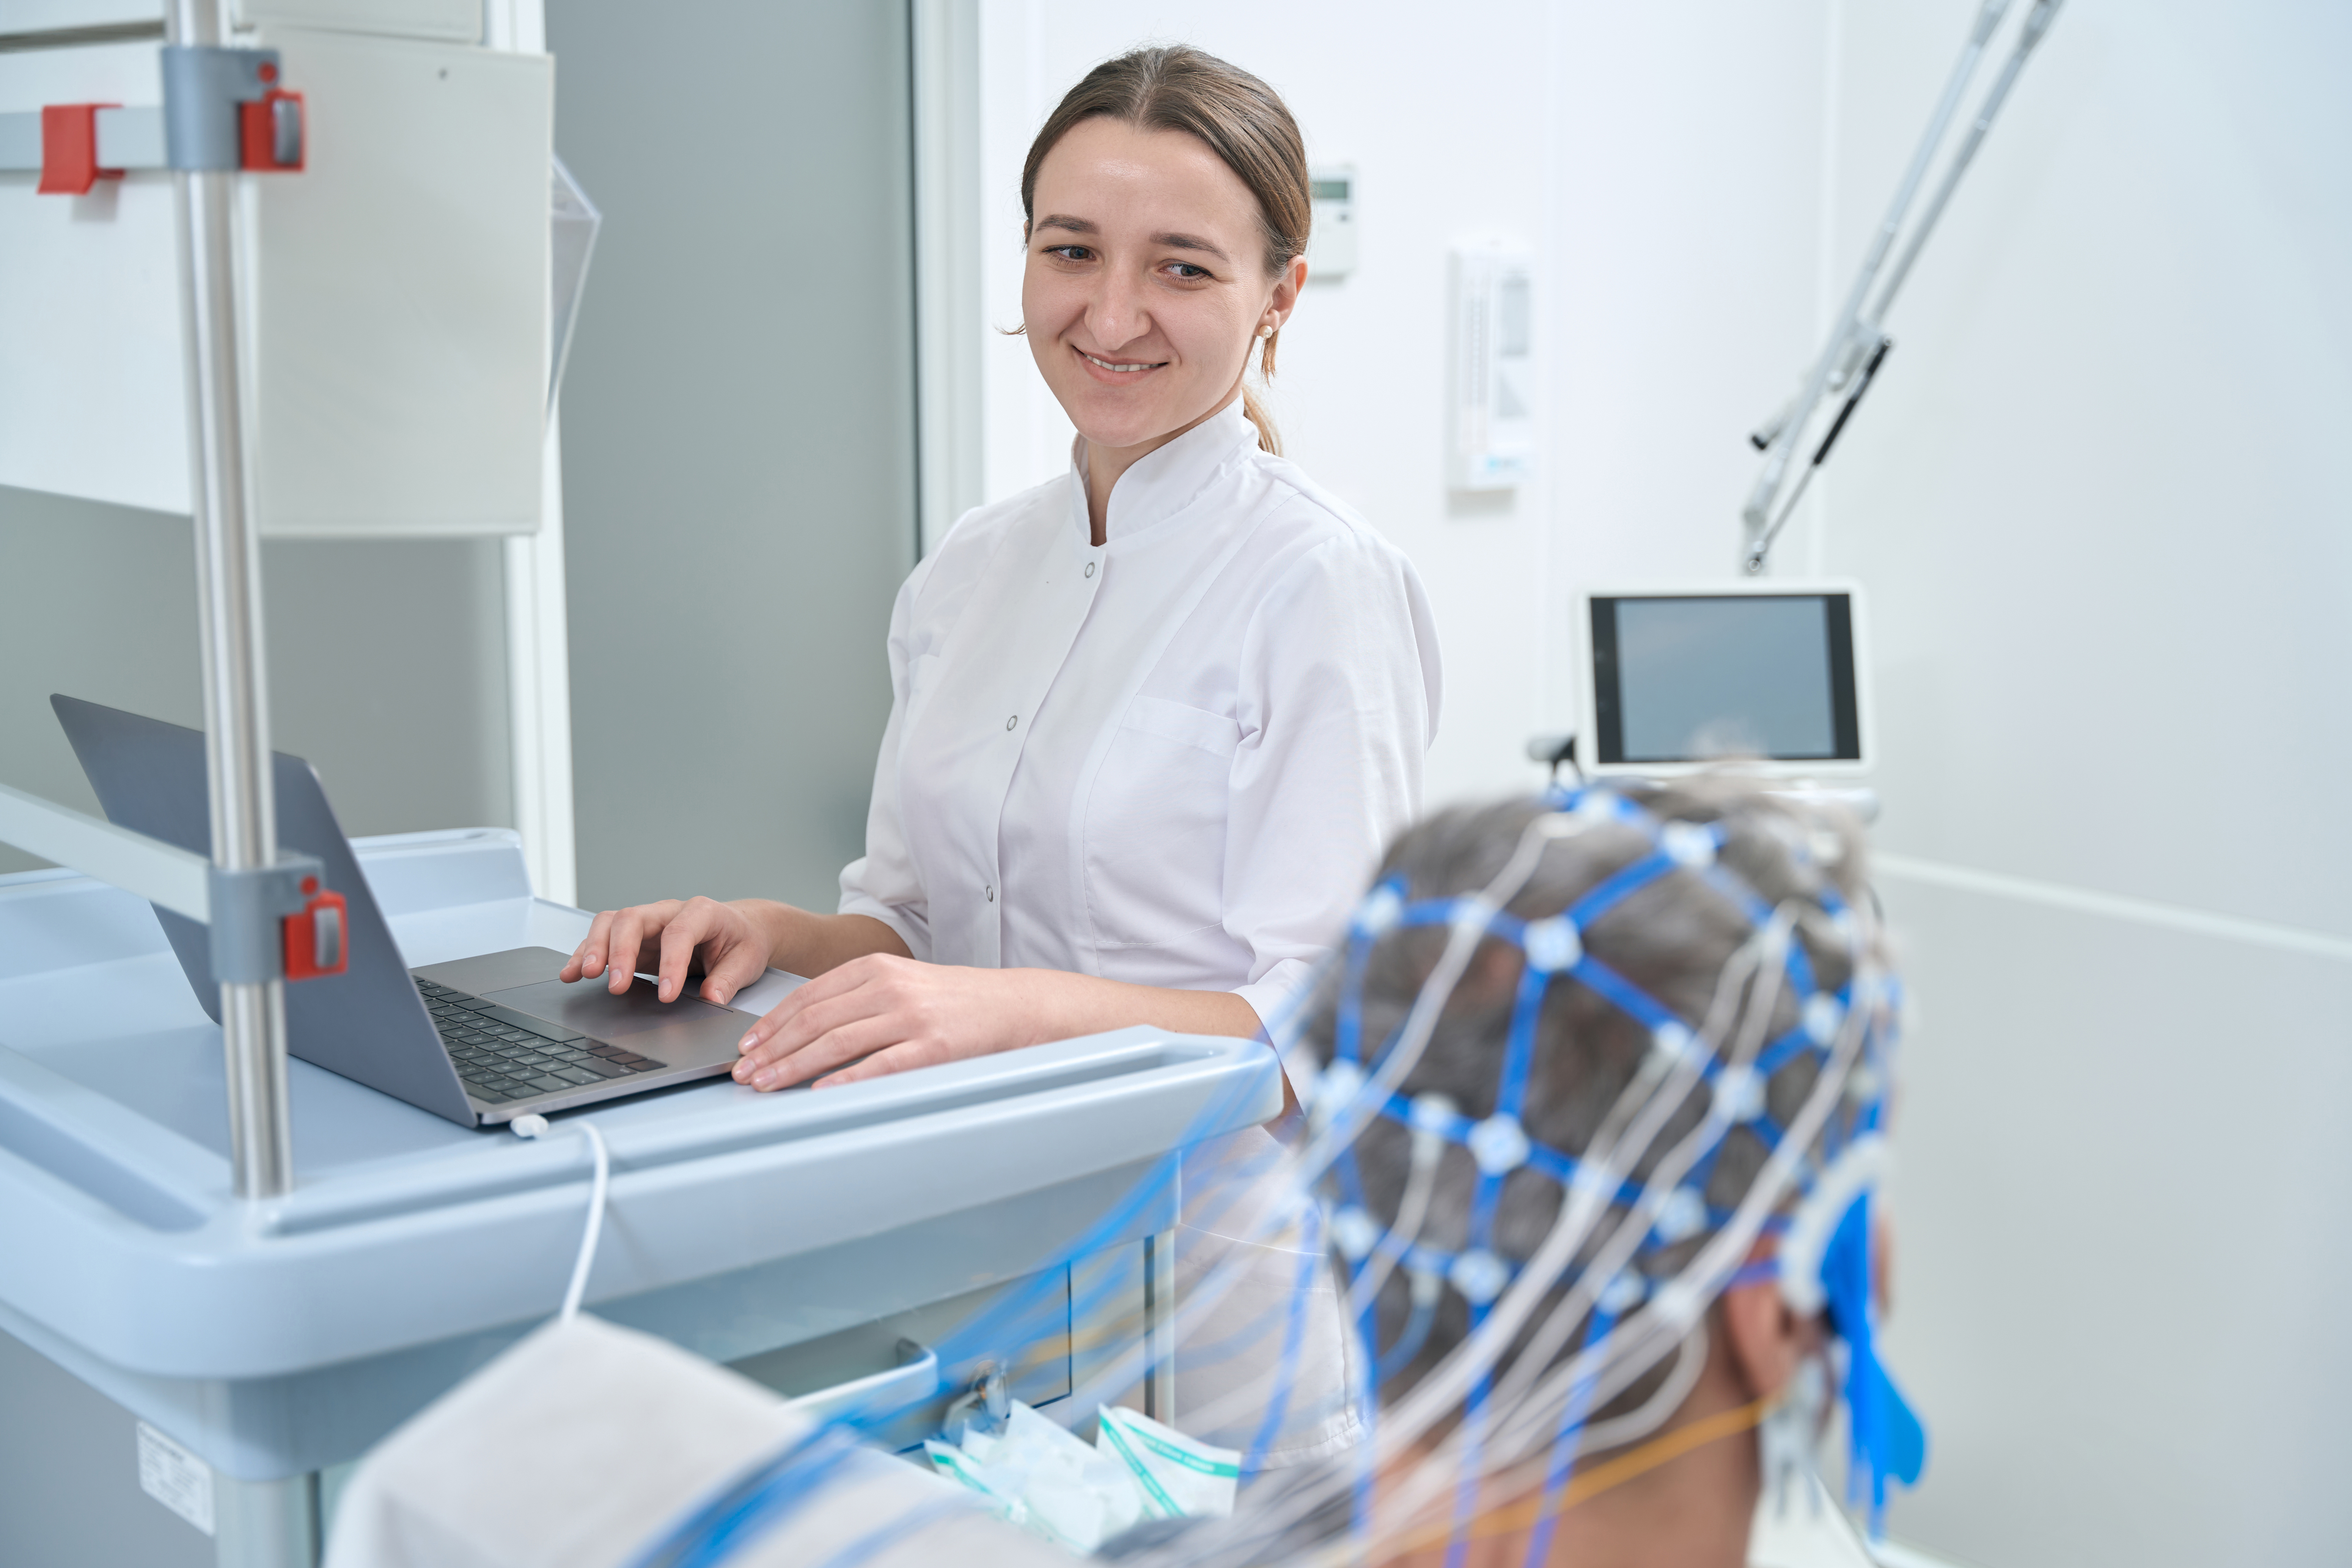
[
  {"left": 0, "top": 1328, "right": 214, "bottom": 1568},
  {"left": 0, "top": 485, "right": 511, "bottom": 879},
  {"left": 547, "top": 0, "right": 918, "bottom": 917},
  {"left": 1873, "top": 875, "right": 2352, "bottom": 1567}
]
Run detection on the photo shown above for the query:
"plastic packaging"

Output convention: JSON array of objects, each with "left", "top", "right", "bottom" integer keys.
[
  {"left": 921, "top": 1400, "right": 1241, "bottom": 1553},
  {"left": 1094, "top": 1405, "right": 1240, "bottom": 1520}
]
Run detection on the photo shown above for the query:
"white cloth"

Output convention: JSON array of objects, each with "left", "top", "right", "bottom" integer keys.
[
  {"left": 1172, "top": 1126, "right": 1365, "bottom": 1468},
  {"left": 324, "top": 1315, "right": 1062, "bottom": 1568},
  {"left": 838, "top": 397, "right": 1441, "bottom": 1031}
]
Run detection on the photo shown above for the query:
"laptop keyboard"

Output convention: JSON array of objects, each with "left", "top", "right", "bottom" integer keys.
[{"left": 416, "top": 978, "right": 669, "bottom": 1105}]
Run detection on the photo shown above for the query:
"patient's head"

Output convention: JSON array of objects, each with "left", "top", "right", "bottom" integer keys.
[{"left": 1282, "top": 777, "right": 1912, "bottom": 1566}]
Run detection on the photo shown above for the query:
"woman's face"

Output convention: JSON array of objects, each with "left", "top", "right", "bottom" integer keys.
[{"left": 1023, "top": 117, "right": 1301, "bottom": 455}]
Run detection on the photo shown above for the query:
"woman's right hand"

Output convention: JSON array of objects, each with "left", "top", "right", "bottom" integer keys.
[{"left": 559, "top": 896, "right": 776, "bottom": 1006}]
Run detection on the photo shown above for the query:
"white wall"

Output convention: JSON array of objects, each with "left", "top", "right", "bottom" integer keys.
[{"left": 968, "top": 3, "right": 2352, "bottom": 1564}]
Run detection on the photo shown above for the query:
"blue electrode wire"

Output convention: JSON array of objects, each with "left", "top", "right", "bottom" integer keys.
[
  {"left": 1519, "top": 1302, "right": 1620, "bottom": 1568},
  {"left": 1442, "top": 1338, "right": 1496, "bottom": 1568}
]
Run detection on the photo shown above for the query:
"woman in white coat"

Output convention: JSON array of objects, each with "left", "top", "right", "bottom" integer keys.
[{"left": 561, "top": 46, "right": 1440, "bottom": 1467}]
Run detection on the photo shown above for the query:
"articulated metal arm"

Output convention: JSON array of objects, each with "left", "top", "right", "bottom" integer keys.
[{"left": 1741, "top": 0, "right": 2063, "bottom": 573}]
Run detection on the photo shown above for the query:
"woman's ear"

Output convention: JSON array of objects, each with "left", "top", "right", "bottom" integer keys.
[
  {"left": 1719, "top": 1252, "right": 1812, "bottom": 1403},
  {"left": 1272, "top": 252, "right": 1306, "bottom": 320}
]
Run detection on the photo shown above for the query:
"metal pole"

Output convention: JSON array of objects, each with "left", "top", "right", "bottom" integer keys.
[{"left": 168, "top": 0, "right": 294, "bottom": 1199}]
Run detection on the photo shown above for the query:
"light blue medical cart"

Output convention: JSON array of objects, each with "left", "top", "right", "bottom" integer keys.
[{"left": 0, "top": 828, "right": 1280, "bottom": 1567}]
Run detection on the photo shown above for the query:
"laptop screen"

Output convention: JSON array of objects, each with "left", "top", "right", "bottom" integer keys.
[{"left": 1588, "top": 591, "right": 1860, "bottom": 766}]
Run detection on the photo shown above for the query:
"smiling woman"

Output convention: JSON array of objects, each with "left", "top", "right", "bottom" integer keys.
[{"left": 559, "top": 45, "right": 1442, "bottom": 1463}]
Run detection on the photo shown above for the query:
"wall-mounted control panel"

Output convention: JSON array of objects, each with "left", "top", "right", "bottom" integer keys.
[{"left": 1308, "top": 165, "right": 1355, "bottom": 280}]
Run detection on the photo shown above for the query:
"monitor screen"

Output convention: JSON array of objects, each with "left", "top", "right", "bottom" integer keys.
[{"left": 1589, "top": 592, "right": 1859, "bottom": 765}]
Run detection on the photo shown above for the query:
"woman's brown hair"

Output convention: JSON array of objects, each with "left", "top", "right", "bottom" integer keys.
[{"left": 1020, "top": 46, "right": 1310, "bottom": 454}]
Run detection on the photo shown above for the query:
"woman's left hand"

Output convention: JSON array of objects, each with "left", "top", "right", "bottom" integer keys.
[
  {"left": 731, "top": 956, "right": 1265, "bottom": 1091},
  {"left": 733, "top": 955, "right": 1043, "bottom": 1090}
]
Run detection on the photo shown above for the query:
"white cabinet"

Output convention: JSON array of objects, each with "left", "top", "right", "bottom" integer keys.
[{"left": 0, "top": 24, "right": 550, "bottom": 536}]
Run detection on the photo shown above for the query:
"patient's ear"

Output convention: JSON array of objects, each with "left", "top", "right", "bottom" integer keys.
[{"left": 1719, "top": 1258, "right": 1809, "bottom": 1402}]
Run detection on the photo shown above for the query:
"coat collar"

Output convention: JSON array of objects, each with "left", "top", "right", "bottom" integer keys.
[{"left": 1067, "top": 397, "right": 1260, "bottom": 546}]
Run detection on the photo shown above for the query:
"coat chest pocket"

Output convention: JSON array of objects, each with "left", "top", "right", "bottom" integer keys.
[{"left": 1084, "top": 696, "right": 1241, "bottom": 947}]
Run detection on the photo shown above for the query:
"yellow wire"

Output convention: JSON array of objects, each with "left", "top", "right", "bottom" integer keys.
[{"left": 1386, "top": 1396, "right": 1770, "bottom": 1554}]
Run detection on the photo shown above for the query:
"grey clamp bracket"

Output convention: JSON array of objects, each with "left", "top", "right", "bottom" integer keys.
[
  {"left": 161, "top": 45, "right": 302, "bottom": 172},
  {"left": 208, "top": 853, "right": 326, "bottom": 985},
  {"left": 0, "top": 43, "right": 299, "bottom": 185}
]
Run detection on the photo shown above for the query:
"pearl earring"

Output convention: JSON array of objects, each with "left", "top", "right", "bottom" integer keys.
[{"left": 1259, "top": 324, "right": 1274, "bottom": 339}]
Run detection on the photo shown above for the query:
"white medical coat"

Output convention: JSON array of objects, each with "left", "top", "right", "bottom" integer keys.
[
  {"left": 837, "top": 398, "right": 1441, "bottom": 1027},
  {"left": 836, "top": 397, "right": 1440, "bottom": 1466}
]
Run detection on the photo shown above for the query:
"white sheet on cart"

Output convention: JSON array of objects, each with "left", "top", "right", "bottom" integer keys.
[{"left": 324, "top": 1313, "right": 1059, "bottom": 1568}]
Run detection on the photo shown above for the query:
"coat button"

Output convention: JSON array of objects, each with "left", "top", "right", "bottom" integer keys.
[
  {"left": 1006, "top": 714, "right": 1018, "bottom": 731},
  {"left": 985, "top": 884, "right": 995, "bottom": 902},
  {"left": 1084, "top": 561, "right": 1096, "bottom": 578}
]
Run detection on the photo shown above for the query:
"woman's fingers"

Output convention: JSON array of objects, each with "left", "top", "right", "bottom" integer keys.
[
  {"left": 560, "top": 908, "right": 620, "bottom": 982},
  {"left": 811, "top": 1039, "right": 953, "bottom": 1090},
  {"left": 698, "top": 940, "right": 772, "bottom": 1007},
  {"left": 737, "top": 973, "right": 893, "bottom": 1077},
  {"left": 597, "top": 901, "right": 683, "bottom": 994},
  {"left": 743, "top": 1012, "right": 908, "bottom": 1090},
  {"left": 728, "top": 956, "right": 1034, "bottom": 1094},
  {"left": 655, "top": 898, "right": 731, "bottom": 1003},
  {"left": 735, "top": 956, "right": 879, "bottom": 1054}
]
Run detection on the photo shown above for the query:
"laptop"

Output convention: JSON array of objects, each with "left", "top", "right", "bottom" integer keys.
[
  {"left": 53, "top": 695, "right": 749, "bottom": 1128},
  {"left": 1573, "top": 581, "right": 1870, "bottom": 777}
]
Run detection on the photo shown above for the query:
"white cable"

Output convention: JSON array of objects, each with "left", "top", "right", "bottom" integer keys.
[
  {"left": 1161, "top": 825, "right": 1787, "bottom": 1557},
  {"left": 511, "top": 1113, "right": 611, "bottom": 1320},
  {"left": 1072, "top": 811, "right": 1603, "bottom": 1433}
]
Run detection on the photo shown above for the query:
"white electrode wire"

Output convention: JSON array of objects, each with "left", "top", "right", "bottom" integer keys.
[
  {"left": 1082, "top": 813, "right": 1604, "bottom": 1435},
  {"left": 1361, "top": 1322, "right": 1717, "bottom": 1568},
  {"left": 1470, "top": 913, "right": 1791, "bottom": 1428},
  {"left": 1298, "top": 813, "right": 1594, "bottom": 1182},
  {"left": 1399, "top": 1324, "right": 1714, "bottom": 1555},
  {"left": 1380, "top": 907, "right": 1795, "bottom": 1461},
  {"left": 1473, "top": 907, "right": 1798, "bottom": 1433},
  {"left": 1372, "top": 906, "right": 1809, "bottom": 1533},
  {"left": 511, "top": 1114, "right": 610, "bottom": 1320},
  {"left": 1377, "top": 1048, "right": 1776, "bottom": 1525},
  {"left": 1187, "top": 891, "right": 1796, "bottom": 1559},
  {"left": 1346, "top": 1109, "right": 1448, "bottom": 1319},
  {"left": 1489, "top": 944, "right": 1877, "bottom": 1469},
  {"left": 1163, "top": 858, "right": 1890, "bottom": 1566},
  {"left": 1181, "top": 953, "right": 1784, "bottom": 1566},
  {"left": 1564, "top": 1318, "right": 1710, "bottom": 1455},
  {"left": 1485, "top": 967, "right": 1875, "bottom": 1472}
]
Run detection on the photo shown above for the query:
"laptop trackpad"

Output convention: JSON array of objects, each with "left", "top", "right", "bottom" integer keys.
[{"left": 486, "top": 977, "right": 743, "bottom": 1050}]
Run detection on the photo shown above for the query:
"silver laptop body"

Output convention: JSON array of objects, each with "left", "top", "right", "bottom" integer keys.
[{"left": 54, "top": 695, "right": 745, "bottom": 1128}]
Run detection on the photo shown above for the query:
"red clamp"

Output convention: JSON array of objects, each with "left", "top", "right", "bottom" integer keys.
[
  {"left": 240, "top": 85, "right": 305, "bottom": 172},
  {"left": 37, "top": 103, "right": 122, "bottom": 195},
  {"left": 282, "top": 875, "right": 349, "bottom": 982}
]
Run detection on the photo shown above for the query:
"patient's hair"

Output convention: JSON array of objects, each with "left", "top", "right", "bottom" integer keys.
[
  {"left": 1020, "top": 46, "right": 1309, "bottom": 454},
  {"left": 1306, "top": 776, "right": 1884, "bottom": 1426}
]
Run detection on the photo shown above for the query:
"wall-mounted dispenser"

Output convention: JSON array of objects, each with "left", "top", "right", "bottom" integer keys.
[{"left": 1448, "top": 241, "right": 1534, "bottom": 492}]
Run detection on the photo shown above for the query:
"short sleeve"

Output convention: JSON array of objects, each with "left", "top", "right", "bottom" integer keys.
[
  {"left": 1223, "top": 530, "right": 1442, "bottom": 1029},
  {"left": 836, "top": 557, "right": 938, "bottom": 960}
]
